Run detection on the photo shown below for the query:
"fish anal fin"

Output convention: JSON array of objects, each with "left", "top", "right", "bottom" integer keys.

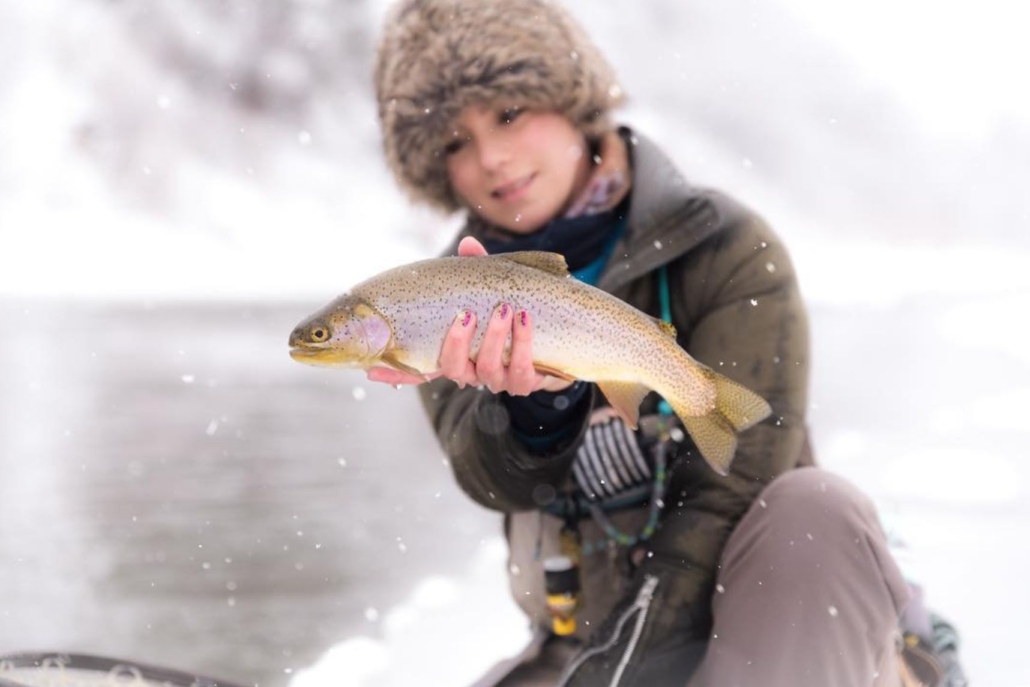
[
  {"left": 595, "top": 380, "right": 651, "bottom": 430},
  {"left": 497, "top": 251, "right": 569, "bottom": 277},
  {"left": 664, "top": 368, "right": 773, "bottom": 475},
  {"left": 380, "top": 350, "right": 425, "bottom": 379},
  {"left": 679, "top": 414, "right": 737, "bottom": 476},
  {"left": 704, "top": 369, "right": 773, "bottom": 433},
  {"left": 533, "top": 362, "right": 578, "bottom": 383}
]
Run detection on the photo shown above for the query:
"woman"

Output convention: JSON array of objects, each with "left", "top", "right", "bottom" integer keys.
[{"left": 366, "top": 1, "right": 949, "bottom": 684}]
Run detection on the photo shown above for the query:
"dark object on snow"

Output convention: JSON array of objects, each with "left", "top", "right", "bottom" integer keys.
[
  {"left": 931, "top": 613, "right": 971, "bottom": 687},
  {"left": 900, "top": 613, "right": 970, "bottom": 687},
  {"left": 0, "top": 652, "right": 246, "bottom": 687}
]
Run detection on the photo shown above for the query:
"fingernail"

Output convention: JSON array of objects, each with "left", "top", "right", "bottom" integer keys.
[
  {"left": 461, "top": 310, "right": 472, "bottom": 327},
  {"left": 518, "top": 310, "right": 527, "bottom": 327},
  {"left": 499, "top": 303, "right": 509, "bottom": 320}
]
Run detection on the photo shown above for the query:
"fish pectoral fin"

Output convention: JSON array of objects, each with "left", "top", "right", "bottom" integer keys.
[
  {"left": 497, "top": 251, "right": 569, "bottom": 277},
  {"left": 533, "top": 363, "right": 578, "bottom": 383},
  {"left": 595, "top": 380, "right": 651, "bottom": 430},
  {"left": 380, "top": 350, "right": 426, "bottom": 379}
]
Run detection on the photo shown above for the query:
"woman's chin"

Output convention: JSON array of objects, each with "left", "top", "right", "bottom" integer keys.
[{"left": 492, "top": 206, "right": 555, "bottom": 234}]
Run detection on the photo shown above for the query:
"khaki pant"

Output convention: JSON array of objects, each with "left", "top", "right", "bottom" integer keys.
[{"left": 475, "top": 468, "right": 910, "bottom": 687}]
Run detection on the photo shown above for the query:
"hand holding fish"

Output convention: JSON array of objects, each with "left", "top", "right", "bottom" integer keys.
[{"left": 366, "top": 237, "right": 574, "bottom": 395}]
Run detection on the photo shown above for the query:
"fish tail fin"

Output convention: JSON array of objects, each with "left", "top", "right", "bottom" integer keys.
[{"left": 669, "top": 369, "right": 772, "bottom": 476}]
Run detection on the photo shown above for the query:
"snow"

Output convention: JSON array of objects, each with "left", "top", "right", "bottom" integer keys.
[
  {"left": 291, "top": 541, "right": 528, "bottom": 687},
  {"left": 777, "top": 0, "right": 1030, "bottom": 139},
  {"left": 2, "top": 0, "right": 1028, "bottom": 684}
]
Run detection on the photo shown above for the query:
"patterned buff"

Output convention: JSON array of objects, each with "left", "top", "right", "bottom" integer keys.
[
  {"left": 562, "top": 130, "right": 629, "bottom": 220},
  {"left": 573, "top": 409, "right": 653, "bottom": 500}
]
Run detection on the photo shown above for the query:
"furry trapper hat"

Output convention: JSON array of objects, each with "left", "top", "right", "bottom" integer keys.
[{"left": 374, "top": 0, "right": 624, "bottom": 212}]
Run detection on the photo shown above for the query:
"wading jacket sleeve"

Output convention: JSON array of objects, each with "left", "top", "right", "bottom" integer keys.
[{"left": 417, "top": 369, "right": 595, "bottom": 510}]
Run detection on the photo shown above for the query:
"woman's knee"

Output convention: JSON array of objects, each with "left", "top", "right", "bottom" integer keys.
[
  {"left": 757, "top": 467, "right": 880, "bottom": 537},
  {"left": 722, "top": 467, "right": 909, "bottom": 616}
]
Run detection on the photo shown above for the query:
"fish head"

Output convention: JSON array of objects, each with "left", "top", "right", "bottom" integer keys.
[{"left": 288, "top": 294, "right": 392, "bottom": 368}]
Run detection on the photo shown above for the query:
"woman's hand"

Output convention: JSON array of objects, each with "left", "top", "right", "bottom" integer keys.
[{"left": 367, "top": 237, "right": 574, "bottom": 395}]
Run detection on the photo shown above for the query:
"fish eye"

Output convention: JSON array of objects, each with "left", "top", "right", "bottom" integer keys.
[{"left": 310, "top": 326, "right": 329, "bottom": 342}]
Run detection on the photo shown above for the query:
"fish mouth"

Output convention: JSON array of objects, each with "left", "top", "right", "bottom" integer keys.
[{"left": 289, "top": 347, "right": 355, "bottom": 367}]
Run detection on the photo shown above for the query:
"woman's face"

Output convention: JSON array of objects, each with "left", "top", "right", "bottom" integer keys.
[{"left": 444, "top": 105, "right": 592, "bottom": 233}]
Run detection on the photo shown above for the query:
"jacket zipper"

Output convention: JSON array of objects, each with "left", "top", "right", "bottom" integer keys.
[{"left": 556, "top": 574, "right": 659, "bottom": 687}]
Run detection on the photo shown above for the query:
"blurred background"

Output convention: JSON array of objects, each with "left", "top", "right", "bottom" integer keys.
[{"left": 1, "top": 0, "right": 1028, "bottom": 685}]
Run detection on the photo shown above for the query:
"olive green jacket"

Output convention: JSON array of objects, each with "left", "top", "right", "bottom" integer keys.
[{"left": 417, "top": 129, "right": 811, "bottom": 658}]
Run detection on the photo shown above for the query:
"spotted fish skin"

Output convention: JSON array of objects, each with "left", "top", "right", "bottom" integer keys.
[{"left": 288, "top": 252, "right": 772, "bottom": 475}]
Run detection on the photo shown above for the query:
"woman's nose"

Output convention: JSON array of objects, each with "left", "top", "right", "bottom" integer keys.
[{"left": 476, "top": 134, "right": 511, "bottom": 171}]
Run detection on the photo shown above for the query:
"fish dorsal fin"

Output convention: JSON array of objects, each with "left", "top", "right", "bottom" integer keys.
[
  {"left": 497, "top": 251, "right": 569, "bottom": 277},
  {"left": 655, "top": 318, "right": 677, "bottom": 339}
]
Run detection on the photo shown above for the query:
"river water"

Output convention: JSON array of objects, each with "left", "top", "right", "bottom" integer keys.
[{"left": 0, "top": 299, "right": 502, "bottom": 687}]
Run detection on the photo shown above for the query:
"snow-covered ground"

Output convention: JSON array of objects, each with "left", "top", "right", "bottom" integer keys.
[{"left": 2, "top": 0, "right": 1028, "bottom": 684}]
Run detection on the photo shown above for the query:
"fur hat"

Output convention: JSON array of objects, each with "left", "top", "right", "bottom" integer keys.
[{"left": 374, "top": 0, "right": 624, "bottom": 212}]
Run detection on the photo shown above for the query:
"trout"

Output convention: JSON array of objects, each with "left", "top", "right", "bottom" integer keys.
[{"left": 288, "top": 252, "right": 771, "bottom": 475}]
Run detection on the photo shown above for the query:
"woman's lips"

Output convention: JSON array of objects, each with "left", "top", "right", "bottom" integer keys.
[{"left": 491, "top": 174, "right": 535, "bottom": 201}]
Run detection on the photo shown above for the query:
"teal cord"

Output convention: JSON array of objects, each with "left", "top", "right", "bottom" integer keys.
[
  {"left": 580, "top": 441, "right": 669, "bottom": 556},
  {"left": 657, "top": 264, "right": 673, "bottom": 417},
  {"left": 579, "top": 265, "right": 676, "bottom": 556},
  {"left": 658, "top": 263, "right": 672, "bottom": 324},
  {"left": 548, "top": 265, "right": 677, "bottom": 560}
]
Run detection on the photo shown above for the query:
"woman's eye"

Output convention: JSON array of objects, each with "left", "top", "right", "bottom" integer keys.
[
  {"left": 443, "top": 139, "right": 465, "bottom": 155},
  {"left": 499, "top": 107, "right": 522, "bottom": 125}
]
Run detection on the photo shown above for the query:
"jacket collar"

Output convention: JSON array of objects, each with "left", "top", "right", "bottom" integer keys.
[{"left": 596, "top": 128, "right": 722, "bottom": 293}]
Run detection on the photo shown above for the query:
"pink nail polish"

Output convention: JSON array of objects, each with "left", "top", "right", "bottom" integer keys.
[
  {"left": 499, "top": 304, "right": 509, "bottom": 320},
  {"left": 461, "top": 310, "right": 472, "bottom": 327},
  {"left": 519, "top": 310, "right": 527, "bottom": 326}
]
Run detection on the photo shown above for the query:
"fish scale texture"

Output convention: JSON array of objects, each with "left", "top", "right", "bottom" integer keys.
[{"left": 352, "top": 254, "right": 707, "bottom": 410}]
